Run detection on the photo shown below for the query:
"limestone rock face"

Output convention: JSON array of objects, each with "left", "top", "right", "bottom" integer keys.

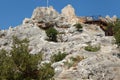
[
  {"left": 22, "top": 18, "right": 32, "bottom": 24},
  {"left": 105, "top": 15, "right": 117, "bottom": 23},
  {"left": 31, "top": 6, "right": 59, "bottom": 22},
  {"left": 77, "top": 54, "right": 120, "bottom": 80},
  {"left": 61, "top": 4, "right": 75, "bottom": 18},
  {"left": 61, "top": 4, "right": 78, "bottom": 24},
  {"left": 55, "top": 54, "right": 120, "bottom": 80},
  {"left": 26, "top": 4, "right": 79, "bottom": 26},
  {"left": 0, "top": 5, "right": 120, "bottom": 80}
]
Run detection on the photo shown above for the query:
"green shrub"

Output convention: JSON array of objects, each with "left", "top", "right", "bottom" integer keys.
[
  {"left": 74, "top": 23, "right": 83, "bottom": 31},
  {"left": 113, "top": 19, "right": 120, "bottom": 47},
  {"left": 39, "top": 63, "right": 55, "bottom": 80},
  {"left": 51, "top": 51, "right": 67, "bottom": 62},
  {"left": 46, "top": 27, "right": 58, "bottom": 42},
  {"left": 114, "top": 29, "right": 120, "bottom": 47},
  {"left": 104, "top": 22, "right": 114, "bottom": 31},
  {"left": 0, "top": 36, "right": 55, "bottom": 80},
  {"left": 113, "top": 19, "right": 120, "bottom": 33},
  {"left": 85, "top": 45, "right": 100, "bottom": 52},
  {"left": 0, "top": 49, "right": 15, "bottom": 80}
]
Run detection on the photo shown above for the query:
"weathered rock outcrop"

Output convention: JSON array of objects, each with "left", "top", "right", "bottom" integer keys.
[
  {"left": 61, "top": 4, "right": 78, "bottom": 24},
  {"left": 99, "top": 15, "right": 117, "bottom": 23},
  {"left": 31, "top": 6, "right": 59, "bottom": 21},
  {"left": 0, "top": 5, "right": 120, "bottom": 80},
  {"left": 55, "top": 54, "right": 120, "bottom": 80}
]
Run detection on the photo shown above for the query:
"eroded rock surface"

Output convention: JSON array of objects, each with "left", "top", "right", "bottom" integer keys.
[{"left": 0, "top": 5, "right": 120, "bottom": 80}]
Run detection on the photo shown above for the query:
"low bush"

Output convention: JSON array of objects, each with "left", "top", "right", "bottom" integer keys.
[
  {"left": 114, "top": 29, "right": 120, "bottom": 47},
  {"left": 74, "top": 23, "right": 83, "bottom": 31},
  {"left": 46, "top": 27, "right": 58, "bottom": 42},
  {"left": 39, "top": 63, "right": 55, "bottom": 80},
  {"left": 113, "top": 19, "right": 120, "bottom": 33},
  {"left": 113, "top": 19, "right": 120, "bottom": 47},
  {"left": 51, "top": 51, "right": 67, "bottom": 62},
  {"left": 85, "top": 45, "right": 100, "bottom": 52}
]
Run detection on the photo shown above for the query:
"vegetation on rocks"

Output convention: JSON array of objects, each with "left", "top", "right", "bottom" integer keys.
[
  {"left": 0, "top": 36, "right": 55, "bottom": 80},
  {"left": 113, "top": 19, "right": 120, "bottom": 33},
  {"left": 74, "top": 23, "right": 83, "bottom": 31},
  {"left": 85, "top": 44, "right": 100, "bottom": 52},
  {"left": 113, "top": 19, "right": 120, "bottom": 47},
  {"left": 114, "top": 29, "right": 120, "bottom": 47},
  {"left": 106, "top": 22, "right": 114, "bottom": 30},
  {"left": 101, "top": 19, "right": 120, "bottom": 47},
  {"left": 0, "top": 5, "right": 120, "bottom": 80},
  {"left": 46, "top": 27, "right": 58, "bottom": 42},
  {"left": 51, "top": 51, "right": 67, "bottom": 63}
]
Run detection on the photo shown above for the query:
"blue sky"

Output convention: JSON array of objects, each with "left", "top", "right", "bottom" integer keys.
[{"left": 0, "top": 0, "right": 120, "bottom": 29}]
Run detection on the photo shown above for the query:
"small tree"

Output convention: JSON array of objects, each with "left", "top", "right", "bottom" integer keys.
[
  {"left": 11, "top": 36, "right": 43, "bottom": 79},
  {"left": 46, "top": 27, "right": 58, "bottom": 42},
  {"left": 0, "top": 36, "right": 55, "bottom": 80}
]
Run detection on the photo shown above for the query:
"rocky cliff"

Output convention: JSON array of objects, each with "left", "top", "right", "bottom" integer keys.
[{"left": 0, "top": 5, "right": 120, "bottom": 80}]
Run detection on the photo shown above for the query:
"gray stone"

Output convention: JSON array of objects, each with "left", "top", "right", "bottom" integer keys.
[{"left": 0, "top": 5, "right": 119, "bottom": 80}]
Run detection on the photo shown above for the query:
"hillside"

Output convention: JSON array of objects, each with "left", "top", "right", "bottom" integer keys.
[{"left": 0, "top": 5, "right": 120, "bottom": 80}]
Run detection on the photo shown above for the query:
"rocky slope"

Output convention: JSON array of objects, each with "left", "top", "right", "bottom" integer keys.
[{"left": 0, "top": 5, "right": 120, "bottom": 80}]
